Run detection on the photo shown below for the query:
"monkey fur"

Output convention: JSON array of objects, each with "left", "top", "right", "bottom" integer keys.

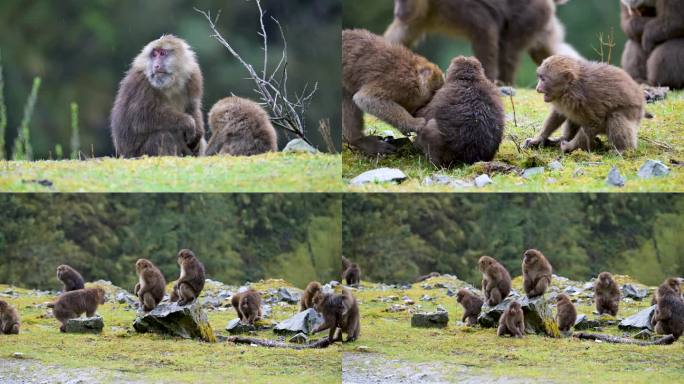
[
  {"left": 478, "top": 255, "right": 512, "bottom": 306},
  {"left": 56, "top": 264, "right": 85, "bottom": 292},
  {"left": 313, "top": 288, "right": 360, "bottom": 342},
  {"left": 134, "top": 258, "right": 166, "bottom": 312},
  {"left": 595, "top": 272, "right": 621, "bottom": 316},
  {"left": 497, "top": 301, "right": 525, "bottom": 337},
  {"left": 170, "top": 249, "right": 205, "bottom": 306},
  {"left": 0, "top": 300, "right": 20, "bottom": 335},
  {"left": 456, "top": 288, "right": 484, "bottom": 326},
  {"left": 52, "top": 287, "right": 106, "bottom": 332}
]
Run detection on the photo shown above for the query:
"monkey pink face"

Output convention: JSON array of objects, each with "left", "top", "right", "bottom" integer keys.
[
  {"left": 147, "top": 46, "right": 177, "bottom": 89},
  {"left": 523, "top": 250, "right": 539, "bottom": 265}
]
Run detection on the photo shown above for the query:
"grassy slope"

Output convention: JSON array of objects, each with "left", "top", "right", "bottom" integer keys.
[
  {"left": 0, "top": 280, "right": 340, "bottom": 384},
  {"left": 343, "top": 90, "right": 684, "bottom": 192},
  {"left": 340, "top": 275, "right": 684, "bottom": 383},
  {"left": 0, "top": 153, "right": 342, "bottom": 192}
]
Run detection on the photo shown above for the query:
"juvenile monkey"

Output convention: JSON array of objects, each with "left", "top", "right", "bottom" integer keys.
[
  {"left": 415, "top": 56, "right": 505, "bottom": 167},
  {"left": 56, "top": 264, "right": 85, "bottom": 292},
  {"left": 478, "top": 256, "right": 512, "bottom": 306},
  {"left": 594, "top": 272, "right": 620, "bottom": 316},
  {"left": 343, "top": 263, "right": 361, "bottom": 287},
  {"left": 300, "top": 281, "right": 323, "bottom": 311},
  {"left": 231, "top": 289, "right": 262, "bottom": 325},
  {"left": 555, "top": 294, "right": 577, "bottom": 333},
  {"left": 497, "top": 301, "right": 525, "bottom": 337},
  {"left": 52, "top": 287, "right": 106, "bottom": 332},
  {"left": 524, "top": 55, "right": 644, "bottom": 153},
  {"left": 170, "top": 249, "right": 205, "bottom": 306},
  {"left": 205, "top": 96, "right": 278, "bottom": 156},
  {"left": 651, "top": 278, "right": 682, "bottom": 305},
  {"left": 111, "top": 35, "right": 204, "bottom": 157},
  {"left": 342, "top": 29, "right": 444, "bottom": 155},
  {"left": 134, "top": 259, "right": 166, "bottom": 312},
  {"left": 0, "top": 300, "right": 20, "bottom": 334},
  {"left": 456, "top": 288, "right": 484, "bottom": 326},
  {"left": 313, "top": 288, "right": 360, "bottom": 342},
  {"left": 522, "top": 249, "right": 552, "bottom": 298},
  {"left": 651, "top": 282, "right": 684, "bottom": 339}
]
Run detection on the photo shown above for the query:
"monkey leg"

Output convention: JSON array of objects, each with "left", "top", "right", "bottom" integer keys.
[
  {"left": 343, "top": 89, "right": 396, "bottom": 155},
  {"left": 561, "top": 127, "right": 593, "bottom": 153},
  {"left": 496, "top": 323, "right": 507, "bottom": 336},
  {"left": 498, "top": 38, "right": 525, "bottom": 86},
  {"left": 8, "top": 324, "right": 19, "bottom": 334},
  {"left": 524, "top": 110, "right": 566, "bottom": 148},
  {"left": 622, "top": 40, "right": 648, "bottom": 83},
  {"left": 647, "top": 39, "right": 684, "bottom": 89},
  {"left": 134, "top": 283, "right": 140, "bottom": 296},
  {"left": 177, "top": 283, "right": 196, "bottom": 306},
  {"left": 488, "top": 289, "right": 503, "bottom": 306},
  {"left": 86, "top": 309, "right": 96, "bottom": 317},
  {"left": 606, "top": 115, "right": 638, "bottom": 152},
  {"left": 170, "top": 286, "right": 179, "bottom": 302},
  {"left": 346, "top": 315, "right": 360, "bottom": 342},
  {"left": 141, "top": 292, "right": 157, "bottom": 312},
  {"left": 353, "top": 88, "right": 426, "bottom": 136},
  {"left": 141, "top": 132, "right": 193, "bottom": 157},
  {"left": 527, "top": 278, "right": 550, "bottom": 297}
]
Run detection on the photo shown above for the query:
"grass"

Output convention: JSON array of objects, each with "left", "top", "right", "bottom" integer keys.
[
  {"left": 0, "top": 279, "right": 340, "bottom": 384},
  {"left": 339, "top": 275, "right": 684, "bottom": 383},
  {"left": 0, "top": 153, "right": 342, "bottom": 192},
  {"left": 343, "top": 89, "right": 684, "bottom": 192}
]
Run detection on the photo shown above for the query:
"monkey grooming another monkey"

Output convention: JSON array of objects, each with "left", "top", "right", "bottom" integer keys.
[
  {"left": 0, "top": 300, "right": 20, "bottom": 335},
  {"left": 313, "top": 288, "right": 360, "bottom": 342},
  {"left": 651, "top": 282, "right": 684, "bottom": 339},
  {"left": 595, "top": 272, "right": 620, "bottom": 316},
  {"left": 522, "top": 249, "right": 552, "bottom": 298},
  {"left": 343, "top": 263, "right": 361, "bottom": 287},
  {"left": 56, "top": 264, "right": 85, "bottom": 292},
  {"left": 497, "top": 301, "right": 525, "bottom": 337},
  {"left": 170, "top": 249, "right": 205, "bottom": 306},
  {"left": 524, "top": 55, "right": 644, "bottom": 154},
  {"left": 415, "top": 56, "right": 504, "bottom": 167},
  {"left": 342, "top": 29, "right": 444, "bottom": 155},
  {"left": 134, "top": 259, "right": 166, "bottom": 312},
  {"left": 300, "top": 281, "right": 323, "bottom": 311},
  {"left": 555, "top": 294, "right": 577, "bottom": 333},
  {"left": 205, "top": 96, "right": 278, "bottom": 156},
  {"left": 478, "top": 256, "right": 512, "bottom": 306},
  {"left": 111, "top": 35, "right": 204, "bottom": 157},
  {"left": 52, "top": 287, "right": 106, "bottom": 332},
  {"left": 651, "top": 277, "right": 682, "bottom": 305},
  {"left": 231, "top": 289, "right": 262, "bottom": 325},
  {"left": 456, "top": 289, "right": 484, "bottom": 326}
]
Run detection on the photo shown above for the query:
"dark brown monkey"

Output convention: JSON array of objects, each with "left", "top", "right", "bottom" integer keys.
[
  {"left": 134, "top": 259, "right": 166, "bottom": 312},
  {"left": 456, "top": 288, "right": 484, "bottom": 326},
  {"left": 56, "top": 264, "right": 85, "bottom": 292},
  {"left": 231, "top": 289, "right": 262, "bottom": 325},
  {"left": 555, "top": 294, "right": 577, "bottom": 333},
  {"left": 620, "top": 0, "right": 656, "bottom": 83},
  {"left": 522, "top": 249, "right": 552, "bottom": 298},
  {"left": 342, "top": 256, "right": 352, "bottom": 273},
  {"left": 205, "top": 96, "right": 278, "bottom": 156},
  {"left": 300, "top": 281, "right": 323, "bottom": 311},
  {"left": 0, "top": 300, "right": 20, "bottom": 335},
  {"left": 343, "top": 263, "right": 361, "bottom": 287},
  {"left": 529, "top": 7, "right": 584, "bottom": 65},
  {"left": 478, "top": 256, "right": 512, "bottom": 306},
  {"left": 111, "top": 35, "right": 204, "bottom": 157},
  {"left": 651, "top": 277, "right": 682, "bottom": 305},
  {"left": 638, "top": 0, "right": 684, "bottom": 54},
  {"left": 497, "top": 301, "right": 525, "bottom": 337},
  {"left": 52, "top": 287, "right": 106, "bottom": 332},
  {"left": 651, "top": 283, "right": 684, "bottom": 339},
  {"left": 415, "top": 56, "right": 504, "bottom": 167},
  {"left": 313, "top": 288, "right": 360, "bottom": 342},
  {"left": 342, "top": 29, "right": 444, "bottom": 155},
  {"left": 524, "top": 55, "right": 644, "bottom": 153},
  {"left": 415, "top": 272, "right": 441, "bottom": 282},
  {"left": 594, "top": 272, "right": 620, "bottom": 316},
  {"left": 169, "top": 249, "right": 205, "bottom": 306}
]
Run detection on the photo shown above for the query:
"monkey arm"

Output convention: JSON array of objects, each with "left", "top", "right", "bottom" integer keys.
[
  {"left": 133, "top": 283, "right": 140, "bottom": 296},
  {"left": 524, "top": 110, "right": 566, "bottom": 148},
  {"left": 621, "top": 5, "right": 653, "bottom": 41},
  {"left": 642, "top": 15, "right": 684, "bottom": 53},
  {"left": 384, "top": 19, "right": 423, "bottom": 47},
  {"left": 352, "top": 88, "right": 426, "bottom": 135}
]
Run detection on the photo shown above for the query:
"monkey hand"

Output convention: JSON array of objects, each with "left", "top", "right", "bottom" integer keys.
[
  {"left": 182, "top": 115, "right": 201, "bottom": 147},
  {"left": 523, "top": 137, "right": 543, "bottom": 149},
  {"left": 560, "top": 140, "right": 573, "bottom": 153},
  {"left": 411, "top": 117, "right": 428, "bottom": 133}
]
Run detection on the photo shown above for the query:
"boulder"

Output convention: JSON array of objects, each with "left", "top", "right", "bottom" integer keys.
[
  {"left": 621, "top": 284, "right": 648, "bottom": 300},
  {"left": 225, "top": 318, "right": 275, "bottom": 334},
  {"left": 277, "top": 287, "right": 302, "bottom": 304},
  {"left": 350, "top": 168, "right": 407, "bottom": 186},
  {"left": 411, "top": 310, "right": 449, "bottom": 328},
  {"left": 273, "top": 308, "right": 324, "bottom": 335},
  {"left": 64, "top": 316, "right": 104, "bottom": 334},
  {"left": 477, "top": 299, "right": 511, "bottom": 328},
  {"left": 573, "top": 314, "right": 618, "bottom": 330},
  {"left": 283, "top": 138, "right": 317, "bottom": 154},
  {"left": 618, "top": 305, "right": 655, "bottom": 331},
  {"left": 133, "top": 302, "right": 216, "bottom": 342},
  {"left": 478, "top": 296, "right": 559, "bottom": 336}
]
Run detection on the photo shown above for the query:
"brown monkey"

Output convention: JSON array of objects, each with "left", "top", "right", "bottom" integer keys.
[
  {"left": 231, "top": 289, "right": 262, "bottom": 325},
  {"left": 478, "top": 256, "right": 512, "bottom": 306},
  {"left": 415, "top": 272, "right": 441, "bottom": 282},
  {"left": 529, "top": 9, "right": 584, "bottom": 65},
  {"left": 134, "top": 259, "right": 166, "bottom": 312},
  {"left": 0, "top": 300, "right": 20, "bottom": 335},
  {"left": 651, "top": 283, "right": 684, "bottom": 339},
  {"left": 638, "top": 0, "right": 684, "bottom": 54},
  {"left": 456, "top": 288, "right": 484, "bottom": 326},
  {"left": 415, "top": 56, "right": 505, "bottom": 167},
  {"left": 56, "top": 264, "right": 85, "bottom": 292},
  {"left": 300, "top": 281, "right": 323, "bottom": 311},
  {"left": 205, "top": 96, "right": 278, "bottom": 156},
  {"left": 111, "top": 35, "right": 204, "bottom": 157},
  {"left": 343, "top": 263, "right": 361, "bottom": 287},
  {"left": 524, "top": 55, "right": 644, "bottom": 153},
  {"left": 497, "top": 301, "right": 525, "bottom": 337},
  {"left": 620, "top": 0, "right": 656, "bottom": 83},
  {"left": 52, "top": 287, "right": 106, "bottom": 332},
  {"left": 342, "top": 256, "right": 352, "bottom": 273},
  {"left": 522, "top": 249, "right": 552, "bottom": 298},
  {"left": 594, "top": 272, "right": 620, "bottom": 316},
  {"left": 313, "top": 288, "right": 360, "bottom": 342},
  {"left": 555, "top": 294, "right": 577, "bottom": 333},
  {"left": 651, "top": 277, "right": 682, "bottom": 305},
  {"left": 169, "top": 249, "right": 205, "bottom": 306},
  {"left": 342, "top": 29, "right": 444, "bottom": 155}
]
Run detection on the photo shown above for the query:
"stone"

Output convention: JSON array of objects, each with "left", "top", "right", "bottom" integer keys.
[
  {"left": 637, "top": 160, "right": 669, "bottom": 179},
  {"left": 499, "top": 86, "right": 516, "bottom": 97},
  {"left": 283, "top": 138, "right": 317, "bottom": 154},
  {"left": 277, "top": 287, "right": 302, "bottom": 304},
  {"left": 350, "top": 168, "right": 407, "bottom": 186},
  {"left": 606, "top": 166, "right": 625, "bottom": 187},
  {"left": 133, "top": 302, "right": 216, "bottom": 342},
  {"left": 385, "top": 304, "right": 408, "bottom": 313},
  {"left": 202, "top": 296, "right": 222, "bottom": 309},
  {"left": 634, "top": 329, "right": 654, "bottom": 340},
  {"left": 548, "top": 160, "right": 563, "bottom": 171},
  {"left": 12, "top": 352, "right": 25, "bottom": 359},
  {"left": 563, "top": 286, "right": 582, "bottom": 295},
  {"left": 411, "top": 310, "right": 449, "bottom": 328},
  {"left": 273, "top": 308, "right": 324, "bottom": 335},
  {"left": 522, "top": 167, "right": 545, "bottom": 179},
  {"left": 519, "top": 295, "right": 559, "bottom": 337},
  {"left": 573, "top": 314, "right": 605, "bottom": 330},
  {"left": 474, "top": 174, "right": 493, "bottom": 188},
  {"left": 477, "top": 299, "right": 511, "bottom": 328},
  {"left": 422, "top": 175, "right": 473, "bottom": 188},
  {"left": 622, "top": 284, "right": 649, "bottom": 300},
  {"left": 642, "top": 86, "right": 668, "bottom": 103},
  {"left": 225, "top": 318, "right": 256, "bottom": 334},
  {"left": 618, "top": 305, "right": 655, "bottom": 331},
  {"left": 64, "top": 316, "right": 104, "bottom": 334},
  {"left": 289, "top": 332, "right": 309, "bottom": 344}
]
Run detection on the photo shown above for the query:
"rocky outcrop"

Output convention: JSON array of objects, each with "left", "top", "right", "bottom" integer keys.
[{"left": 133, "top": 301, "right": 216, "bottom": 342}]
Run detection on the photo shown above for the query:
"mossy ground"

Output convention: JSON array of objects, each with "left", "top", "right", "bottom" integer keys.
[
  {"left": 0, "top": 280, "right": 340, "bottom": 384},
  {"left": 343, "top": 89, "right": 684, "bottom": 192},
  {"left": 340, "top": 275, "right": 684, "bottom": 383},
  {"left": 0, "top": 153, "right": 342, "bottom": 192}
]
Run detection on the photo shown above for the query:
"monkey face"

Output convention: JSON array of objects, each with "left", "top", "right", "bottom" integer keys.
[
  {"left": 666, "top": 278, "right": 681, "bottom": 295},
  {"left": 177, "top": 249, "right": 195, "bottom": 265},
  {"left": 136, "top": 259, "right": 151, "bottom": 272},
  {"left": 0, "top": 300, "right": 7, "bottom": 310},
  {"left": 456, "top": 289, "right": 468, "bottom": 303},
  {"left": 478, "top": 256, "right": 493, "bottom": 272},
  {"left": 597, "top": 272, "right": 612, "bottom": 286},
  {"left": 508, "top": 302, "right": 521, "bottom": 314},
  {"left": 139, "top": 35, "right": 194, "bottom": 89},
  {"left": 523, "top": 249, "right": 540, "bottom": 266},
  {"left": 96, "top": 288, "right": 107, "bottom": 304},
  {"left": 536, "top": 56, "right": 579, "bottom": 102}
]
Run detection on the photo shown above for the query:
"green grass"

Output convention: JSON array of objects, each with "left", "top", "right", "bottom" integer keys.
[
  {"left": 340, "top": 275, "right": 684, "bottom": 383},
  {"left": 0, "top": 153, "right": 342, "bottom": 192},
  {"left": 343, "top": 89, "right": 684, "bottom": 192}
]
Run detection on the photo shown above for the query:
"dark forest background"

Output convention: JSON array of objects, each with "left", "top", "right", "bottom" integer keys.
[
  {"left": 0, "top": 0, "right": 341, "bottom": 159},
  {"left": 342, "top": 194, "right": 684, "bottom": 286},
  {"left": 0, "top": 194, "right": 341, "bottom": 290}
]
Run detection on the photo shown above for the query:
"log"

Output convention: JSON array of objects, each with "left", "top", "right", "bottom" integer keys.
[
  {"left": 225, "top": 336, "right": 331, "bottom": 349},
  {"left": 573, "top": 332, "right": 676, "bottom": 346}
]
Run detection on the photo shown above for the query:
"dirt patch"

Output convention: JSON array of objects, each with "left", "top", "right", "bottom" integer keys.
[{"left": 0, "top": 358, "right": 145, "bottom": 384}]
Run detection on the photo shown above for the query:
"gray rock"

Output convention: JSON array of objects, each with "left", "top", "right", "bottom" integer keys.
[
  {"left": 289, "top": 332, "right": 309, "bottom": 344},
  {"left": 643, "top": 86, "right": 668, "bottom": 103},
  {"left": 225, "top": 318, "right": 256, "bottom": 334},
  {"left": 563, "top": 286, "right": 582, "bottom": 295},
  {"left": 419, "top": 294, "right": 433, "bottom": 302},
  {"left": 622, "top": 284, "right": 648, "bottom": 300},
  {"left": 499, "top": 86, "right": 516, "bottom": 97},
  {"left": 637, "top": 160, "right": 670, "bottom": 179},
  {"left": 634, "top": 329, "right": 654, "bottom": 340},
  {"left": 422, "top": 175, "right": 474, "bottom": 188},
  {"left": 548, "top": 160, "right": 563, "bottom": 171},
  {"left": 382, "top": 130, "right": 396, "bottom": 139},
  {"left": 217, "top": 289, "right": 233, "bottom": 299},
  {"left": 618, "top": 305, "right": 655, "bottom": 331},
  {"left": 261, "top": 304, "right": 272, "bottom": 318},
  {"left": 202, "top": 296, "right": 222, "bottom": 309},
  {"left": 606, "top": 166, "right": 625, "bottom": 187},
  {"left": 277, "top": 287, "right": 302, "bottom": 304},
  {"left": 11, "top": 352, "right": 24, "bottom": 359},
  {"left": 519, "top": 295, "right": 558, "bottom": 336},
  {"left": 133, "top": 302, "right": 215, "bottom": 342},
  {"left": 522, "top": 167, "right": 545, "bottom": 179},
  {"left": 386, "top": 304, "right": 408, "bottom": 313},
  {"left": 64, "top": 316, "right": 104, "bottom": 334},
  {"left": 273, "top": 308, "right": 324, "bottom": 335},
  {"left": 477, "top": 299, "right": 512, "bottom": 328},
  {"left": 573, "top": 314, "right": 613, "bottom": 330},
  {"left": 474, "top": 174, "right": 493, "bottom": 188},
  {"left": 283, "top": 138, "right": 317, "bottom": 154},
  {"left": 350, "top": 168, "right": 407, "bottom": 186},
  {"left": 411, "top": 310, "right": 449, "bottom": 328}
]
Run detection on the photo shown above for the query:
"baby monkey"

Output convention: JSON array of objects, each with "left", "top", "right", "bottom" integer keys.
[
  {"left": 0, "top": 300, "right": 20, "bottom": 334},
  {"left": 313, "top": 288, "right": 360, "bottom": 343},
  {"left": 497, "top": 301, "right": 525, "bottom": 338},
  {"left": 456, "top": 288, "right": 484, "bottom": 326}
]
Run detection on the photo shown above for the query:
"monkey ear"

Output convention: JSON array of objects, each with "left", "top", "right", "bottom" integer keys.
[{"left": 562, "top": 69, "right": 579, "bottom": 84}]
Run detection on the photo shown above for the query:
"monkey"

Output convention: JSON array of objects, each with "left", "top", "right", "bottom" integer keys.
[
  {"left": 497, "top": 301, "right": 525, "bottom": 337},
  {"left": 456, "top": 288, "right": 484, "bottom": 326},
  {"left": 529, "top": 12, "right": 584, "bottom": 65},
  {"left": 524, "top": 55, "right": 645, "bottom": 154},
  {"left": 343, "top": 263, "right": 361, "bottom": 287},
  {"left": 638, "top": 0, "right": 684, "bottom": 55},
  {"left": 134, "top": 259, "right": 166, "bottom": 312},
  {"left": 342, "top": 256, "right": 352, "bottom": 274},
  {"left": 231, "top": 289, "right": 262, "bottom": 325},
  {"left": 169, "top": 249, "right": 205, "bottom": 306},
  {"left": 554, "top": 294, "right": 577, "bottom": 333},
  {"left": 414, "top": 56, "right": 505, "bottom": 167},
  {"left": 522, "top": 249, "right": 553, "bottom": 298},
  {"left": 0, "top": 300, "right": 20, "bottom": 335},
  {"left": 478, "top": 256, "right": 512, "bottom": 306},
  {"left": 56, "top": 264, "right": 85, "bottom": 292},
  {"left": 300, "top": 281, "right": 323, "bottom": 311},
  {"left": 651, "top": 282, "right": 684, "bottom": 339},
  {"left": 594, "top": 272, "right": 620, "bottom": 316},
  {"left": 111, "top": 35, "right": 204, "bottom": 158},
  {"left": 415, "top": 272, "right": 441, "bottom": 282},
  {"left": 204, "top": 96, "right": 278, "bottom": 156},
  {"left": 313, "top": 288, "right": 360, "bottom": 342},
  {"left": 620, "top": 0, "right": 656, "bottom": 83},
  {"left": 342, "top": 29, "right": 444, "bottom": 155},
  {"left": 52, "top": 287, "right": 106, "bottom": 332},
  {"left": 647, "top": 38, "right": 684, "bottom": 89},
  {"left": 651, "top": 277, "right": 682, "bottom": 305}
]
